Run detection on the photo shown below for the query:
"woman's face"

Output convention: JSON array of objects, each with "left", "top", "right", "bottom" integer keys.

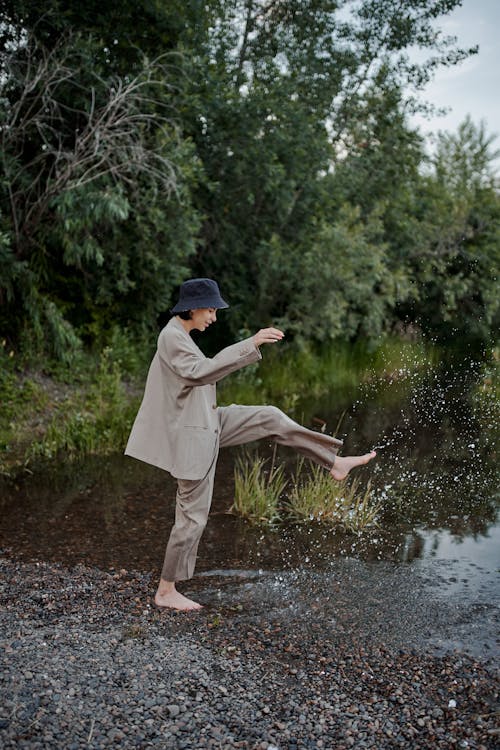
[{"left": 190, "top": 308, "right": 217, "bottom": 331}]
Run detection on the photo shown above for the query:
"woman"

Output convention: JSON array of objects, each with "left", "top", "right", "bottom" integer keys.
[{"left": 125, "top": 278, "right": 375, "bottom": 610}]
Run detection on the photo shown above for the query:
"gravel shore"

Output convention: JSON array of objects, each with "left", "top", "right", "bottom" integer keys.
[{"left": 1, "top": 555, "right": 498, "bottom": 750}]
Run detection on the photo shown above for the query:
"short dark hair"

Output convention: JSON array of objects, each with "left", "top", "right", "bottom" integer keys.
[{"left": 178, "top": 310, "right": 192, "bottom": 320}]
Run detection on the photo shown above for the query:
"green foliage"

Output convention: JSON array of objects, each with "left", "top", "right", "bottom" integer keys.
[
  {"left": 399, "top": 119, "right": 500, "bottom": 342},
  {"left": 0, "top": 346, "right": 49, "bottom": 469},
  {"left": 253, "top": 203, "right": 397, "bottom": 343},
  {"left": 0, "top": 28, "right": 200, "bottom": 358},
  {"left": 0, "top": 0, "right": 191, "bottom": 72},
  {"left": 0, "top": 332, "right": 441, "bottom": 476},
  {"left": 0, "top": 330, "right": 151, "bottom": 475},
  {"left": 0, "top": 342, "right": 49, "bottom": 473},
  {"left": 219, "top": 336, "right": 437, "bottom": 414},
  {"left": 231, "top": 453, "right": 380, "bottom": 532},
  {"left": 1, "top": 0, "right": 496, "bottom": 362},
  {"left": 0, "top": 227, "right": 21, "bottom": 303},
  {"left": 286, "top": 461, "right": 380, "bottom": 533},
  {"left": 471, "top": 347, "right": 500, "bottom": 456},
  {"left": 433, "top": 116, "right": 500, "bottom": 192},
  {"left": 184, "top": 0, "right": 474, "bottom": 342},
  {"left": 232, "top": 451, "right": 286, "bottom": 524},
  {"left": 95, "top": 326, "right": 155, "bottom": 380},
  {"left": 28, "top": 348, "right": 139, "bottom": 462}
]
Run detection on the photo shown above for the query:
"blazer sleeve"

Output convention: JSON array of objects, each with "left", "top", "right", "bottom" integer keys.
[{"left": 159, "top": 327, "right": 262, "bottom": 386}]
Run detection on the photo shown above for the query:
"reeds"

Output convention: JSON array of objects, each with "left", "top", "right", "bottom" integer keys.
[
  {"left": 232, "top": 453, "right": 381, "bottom": 532},
  {"left": 286, "top": 460, "right": 380, "bottom": 533},
  {"left": 231, "top": 449, "right": 286, "bottom": 524}
]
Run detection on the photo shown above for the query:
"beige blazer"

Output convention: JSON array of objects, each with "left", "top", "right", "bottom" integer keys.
[{"left": 125, "top": 316, "right": 261, "bottom": 479}]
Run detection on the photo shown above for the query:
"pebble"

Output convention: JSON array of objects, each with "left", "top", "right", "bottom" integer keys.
[{"left": 0, "top": 557, "right": 498, "bottom": 750}]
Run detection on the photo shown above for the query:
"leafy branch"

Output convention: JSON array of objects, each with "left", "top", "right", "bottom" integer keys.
[{"left": 0, "top": 32, "right": 182, "bottom": 254}]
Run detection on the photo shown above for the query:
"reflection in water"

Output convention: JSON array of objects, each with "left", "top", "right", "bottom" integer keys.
[
  {"left": 0, "top": 352, "right": 498, "bottom": 593},
  {"left": 398, "top": 531, "right": 426, "bottom": 563}
]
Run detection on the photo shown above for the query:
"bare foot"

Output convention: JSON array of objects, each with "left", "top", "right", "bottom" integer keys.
[
  {"left": 330, "top": 451, "right": 376, "bottom": 481},
  {"left": 154, "top": 586, "right": 203, "bottom": 612}
]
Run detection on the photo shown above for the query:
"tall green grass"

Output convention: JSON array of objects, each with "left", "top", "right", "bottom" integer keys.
[
  {"left": 0, "top": 323, "right": 154, "bottom": 475},
  {"left": 232, "top": 453, "right": 381, "bottom": 532},
  {"left": 218, "top": 337, "right": 437, "bottom": 410},
  {"left": 0, "top": 341, "right": 50, "bottom": 475},
  {"left": 1, "top": 333, "right": 438, "bottom": 476},
  {"left": 231, "top": 449, "right": 286, "bottom": 524},
  {"left": 28, "top": 348, "right": 139, "bottom": 462},
  {"left": 286, "top": 460, "right": 380, "bottom": 533},
  {"left": 471, "top": 346, "right": 499, "bottom": 454}
]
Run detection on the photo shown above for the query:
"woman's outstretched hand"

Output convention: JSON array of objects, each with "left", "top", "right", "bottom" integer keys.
[{"left": 253, "top": 327, "right": 285, "bottom": 347}]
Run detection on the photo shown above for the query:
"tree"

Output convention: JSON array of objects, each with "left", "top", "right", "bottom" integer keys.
[
  {"left": 185, "top": 0, "right": 474, "bottom": 341},
  {"left": 400, "top": 118, "right": 500, "bottom": 342},
  {"left": 0, "top": 31, "right": 200, "bottom": 358},
  {"left": 1, "top": 0, "right": 489, "bottom": 358}
]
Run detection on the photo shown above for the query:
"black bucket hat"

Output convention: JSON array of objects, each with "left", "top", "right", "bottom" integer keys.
[{"left": 170, "top": 278, "right": 229, "bottom": 314}]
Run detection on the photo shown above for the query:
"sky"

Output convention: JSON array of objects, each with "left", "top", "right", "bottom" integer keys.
[{"left": 410, "top": 0, "right": 500, "bottom": 151}]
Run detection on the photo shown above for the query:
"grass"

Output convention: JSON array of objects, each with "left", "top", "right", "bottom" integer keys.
[
  {"left": 28, "top": 348, "right": 139, "bottom": 462},
  {"left": 231, "top": 448, "right": 286, "bottom": 524},
  {"left": 0, "top": 342, "right": 141, "bottom": 476},
  {"left": 286, "top": 460, "right": 381, "bottom": 533},
  {"left": 471, "top": 345, "right": 500, "bottom": 454},
  {"left": 232, "top": 453, "right": 381, "bottom": 533},
  {"left": 1, "top": 332, "right": 439, "bottom": 477},
  {"left": 0, "top": 355, "right": 52, "bottom": 475},
  {"left": 218, "top": 337, "right": 438, "bottom": 413}
]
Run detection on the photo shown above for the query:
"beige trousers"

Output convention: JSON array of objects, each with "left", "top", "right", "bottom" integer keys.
[{"left": 161, "top": 405, "right": 343, "bottom": 581}]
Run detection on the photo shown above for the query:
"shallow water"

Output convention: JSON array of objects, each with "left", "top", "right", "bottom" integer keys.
[{"left": 0, "top": 350, "right": 498, "bottom": 655}]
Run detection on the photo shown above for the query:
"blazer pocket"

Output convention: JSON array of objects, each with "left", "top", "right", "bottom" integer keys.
[{"left": 173, "top": 427, "right": 218, "bottom": 479}]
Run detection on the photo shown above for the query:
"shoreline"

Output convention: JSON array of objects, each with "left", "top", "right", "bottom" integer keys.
[{"left": 1, "top": 555, "right": 498, "bottom": 749}]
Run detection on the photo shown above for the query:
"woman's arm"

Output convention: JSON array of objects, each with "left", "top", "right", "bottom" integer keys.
[
  {"left": 160, "top": 329, "right": 261, "bottom": 385},
  {"left": 160, "top": 326, "right": 284, "bottom": 386}
]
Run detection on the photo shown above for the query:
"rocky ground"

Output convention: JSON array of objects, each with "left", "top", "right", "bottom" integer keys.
[{"left": 0, "top": 555, "right": 498, "bottom": 750}]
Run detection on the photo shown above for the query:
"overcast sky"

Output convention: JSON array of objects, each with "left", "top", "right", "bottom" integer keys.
[{"left": 411, "top": 0, "right": 500, "bottom": 152}]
